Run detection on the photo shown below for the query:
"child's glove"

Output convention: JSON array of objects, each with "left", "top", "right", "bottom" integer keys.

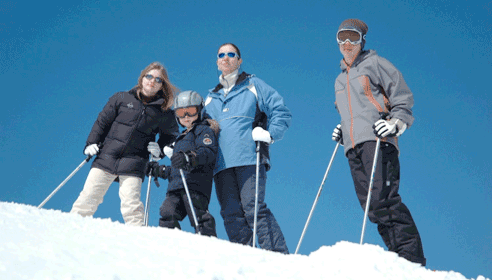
[
  {"left": 171, "top": 151, "right": 197, "bottom": 171},
  {"left": 163, "top": 145, "right": 174, "bottom": 158}
]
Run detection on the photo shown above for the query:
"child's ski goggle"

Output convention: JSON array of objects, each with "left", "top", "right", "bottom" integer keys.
[
  {"left": 175, "top": 106, "right": 199, "bottom": 118},
  {"left": 336, "top": 29, "right": 365, "bottom": 45}
]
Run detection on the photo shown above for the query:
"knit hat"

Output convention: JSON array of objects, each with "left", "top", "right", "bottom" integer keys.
[{"left": 338, "top": 19, "right": 368, "bottom": 49}]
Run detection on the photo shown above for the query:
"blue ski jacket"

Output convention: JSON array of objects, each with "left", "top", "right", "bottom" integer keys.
[{"left": 203, "top": 72, "right": 291, "bottom": 175}]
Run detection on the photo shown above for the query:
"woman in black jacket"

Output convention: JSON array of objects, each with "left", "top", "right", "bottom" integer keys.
[{"left": 70, "top": 62, "right": 179, "bottom": 226}]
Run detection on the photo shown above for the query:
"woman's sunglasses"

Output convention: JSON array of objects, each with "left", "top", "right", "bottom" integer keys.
[
  {"left": 217, "top": 52, "right": 239, "bottom": 59},
  {"left": 144, "top": 74, "right": 163, "bottom": 84}
]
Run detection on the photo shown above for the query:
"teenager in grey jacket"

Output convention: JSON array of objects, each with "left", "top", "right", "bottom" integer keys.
[{"left": 331, "top": 19, "right": 425, "bottom": 265}]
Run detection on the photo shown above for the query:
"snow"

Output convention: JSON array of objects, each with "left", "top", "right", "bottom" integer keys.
[{"left": 0, "top": 202, "right": 489, "bottom": 280}]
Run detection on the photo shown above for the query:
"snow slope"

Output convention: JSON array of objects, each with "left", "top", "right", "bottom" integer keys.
[{"left": 0, "top": 202, "right": 489, "bottom": 280}]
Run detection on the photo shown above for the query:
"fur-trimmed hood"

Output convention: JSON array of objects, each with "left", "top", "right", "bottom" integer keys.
[{"left": 204, "top": 118, "right": 220, "bottom": 135}]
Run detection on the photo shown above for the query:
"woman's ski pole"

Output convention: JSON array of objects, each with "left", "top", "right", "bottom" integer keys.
[
  {"left": 143, "top": 156, "right": 155, "bottom": 226},
  {"left": 38, "top": 155, "right": 93, "bottom": 209}
]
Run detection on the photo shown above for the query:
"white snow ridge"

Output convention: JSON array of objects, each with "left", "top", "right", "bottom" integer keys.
[{"left": 0, "top": 202, "right": 489, "bottom": 280}]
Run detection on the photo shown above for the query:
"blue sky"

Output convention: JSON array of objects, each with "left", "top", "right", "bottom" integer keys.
[{"left": 1, "top": 0, "right": 491, "bottom": 278}]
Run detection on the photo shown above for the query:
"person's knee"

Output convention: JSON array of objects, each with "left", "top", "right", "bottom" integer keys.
[{"left": 220, "top": 203, "right": 245, "bottom": 220}]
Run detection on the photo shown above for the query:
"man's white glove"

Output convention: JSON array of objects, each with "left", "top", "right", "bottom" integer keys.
[
  {"left": 84, "top": 144, "right": 100, "bottom": 157},
  {"left": 332, "top": 124, "right": 343, "bottom": 145},
  {"left": 163, "top": 145, "right": 174, "bottom": 158},
  {"left": 252, "top": 127, "right": 273, "bottom": 144},
  {"left": 373, "top": 118, "right": 407, "bottom": 138},
  {"left": 147, "top": 142, "right": 162, "bottom": 160}
]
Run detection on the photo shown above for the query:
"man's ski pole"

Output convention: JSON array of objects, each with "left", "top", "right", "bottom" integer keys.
[
  {"left": 253, "top": 141, "right": 261, "bottom": 248},
  {"left": 143, "top": 156, "right": 155, "bottom": 227},
  {"left": 359, "top": 138, "right": 381, "bottom": 244},
  {"left": 295, "top": 141, "right": 341, "bottom": 254},
  {"left": 38, "top": 155, "right": 93, "bottom": 209},
  {"left": 360, "top": 112, "right": 388, "bottom": 244},
  {"left": 180, "top": 153, "right": 201, "bottom": 235}
]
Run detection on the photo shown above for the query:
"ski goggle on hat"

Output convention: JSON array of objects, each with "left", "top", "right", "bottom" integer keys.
[
  {"left": 175, "top": 106, "right": 199, "bottom": 119},
  {"left": 337, "top": 29, "right": 366, "bottom": 45}
]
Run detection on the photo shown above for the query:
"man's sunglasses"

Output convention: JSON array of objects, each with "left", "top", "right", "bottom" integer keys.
[
  {"left": 144, "top": 74, "right": 163, "bottom": 84},
  {"left": 217, "top": 52, "right": 239, "bottom": 59},
  {"left": 336, "top": 29, "right": 365, "bottom": 45},
  {"left": 175, "top": 106, "right": 199, "bottom": 118}
]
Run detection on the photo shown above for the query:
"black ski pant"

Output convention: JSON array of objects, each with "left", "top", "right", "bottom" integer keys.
[
  {"left": 347, "top": 141, "right": 426, "bottom": 266},
  {"left": 159, "top": 189, "right": 217, "bottom": 237},
  {"left": 214, "top": 165, "right": 289, "bottom": 254}
]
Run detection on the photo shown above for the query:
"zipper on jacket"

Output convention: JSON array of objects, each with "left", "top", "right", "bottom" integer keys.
[
  {"left": 115, "top": 105, "right": 146, "bottom": 172},
  {"left": 346, "top": 66, "right": 355, "bottom": 150}
]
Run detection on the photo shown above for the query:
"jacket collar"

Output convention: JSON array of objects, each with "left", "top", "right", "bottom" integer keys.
[
  {"left": 129, "top": 87, "right": 165, "bottom": 106},
  {"left": 340, "top": 50, "right": 375, "bottom": 71},
  {"left": 212, "top": 71, "right": 250, "bottom": 93}
]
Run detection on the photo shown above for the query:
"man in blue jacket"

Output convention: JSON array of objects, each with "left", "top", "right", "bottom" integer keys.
[{"left": 203, "top": 43, "right": 292, "bottom": 253}]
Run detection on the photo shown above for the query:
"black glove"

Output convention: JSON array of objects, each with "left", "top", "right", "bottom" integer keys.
[
  {"left": 171, "top": 152, "right": 190, "bottom": 170},
  {"left": 145, "top": 162, "right": 170, "bottom": 180},
  {"left": 171, "top": 151, "right": 197, "bottom": 171}
]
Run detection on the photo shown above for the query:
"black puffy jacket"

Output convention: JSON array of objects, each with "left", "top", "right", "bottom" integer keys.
[{"left": 86, "top": 88, "right": 178, "bottom": 180}]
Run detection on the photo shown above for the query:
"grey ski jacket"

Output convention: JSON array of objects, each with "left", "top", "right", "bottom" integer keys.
[{"left": 334, "top": 50, "right": 414, "bottom": 155}]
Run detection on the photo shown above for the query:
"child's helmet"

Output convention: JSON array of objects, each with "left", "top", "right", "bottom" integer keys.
[{"left": 174, "top": 90, "right": 204, "bottom": 110}]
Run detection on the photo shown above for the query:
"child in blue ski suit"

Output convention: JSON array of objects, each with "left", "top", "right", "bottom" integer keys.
[{"left": 146, "top": 90, "right": 219, "bottom": 236}]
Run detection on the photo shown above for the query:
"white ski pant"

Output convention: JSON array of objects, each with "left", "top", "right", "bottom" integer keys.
[{"left": 70, "top": 167, "right": 144, "bottom": 226}]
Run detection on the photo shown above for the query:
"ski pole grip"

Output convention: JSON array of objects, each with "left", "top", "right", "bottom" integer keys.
[{"left": 379, "top": 112, "right": 389, "bottom": 120}]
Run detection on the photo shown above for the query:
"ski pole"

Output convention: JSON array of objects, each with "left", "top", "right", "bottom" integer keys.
[
  {"left": 38, "top": 155, "right": 93, "bottom": 209},
  {"left": 295, "top": 141, "right": 341, "bottom": 254},
  {"left": 359, "top": 138, "right": 381, "bottom": 244},
  {"left": 180, "top": 153, "right": 201, "bottom": 235},
  {"left": 143, "top": 156, "right": 155, "bottom": 227},
  {"left": 360, "top": 112, "right": 388, "bottom": 244},
  {"left": 253, "top": 141, "right": 261, "bottom": 248}
]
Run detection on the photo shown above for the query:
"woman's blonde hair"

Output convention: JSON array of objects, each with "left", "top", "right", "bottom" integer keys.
[{"left": 136, "top": 62, "right": 178, "bottom": 111}]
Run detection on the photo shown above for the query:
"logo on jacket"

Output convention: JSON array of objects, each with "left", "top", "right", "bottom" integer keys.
[
  {"left": 223, "top": 108, "right": 229, "bottom": 112},
  {"left": 203, "top": 134, "right": 213, "bottom": 145},
  {"left": 127, "top": 103, "right": 133, "bottom": 108}
]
